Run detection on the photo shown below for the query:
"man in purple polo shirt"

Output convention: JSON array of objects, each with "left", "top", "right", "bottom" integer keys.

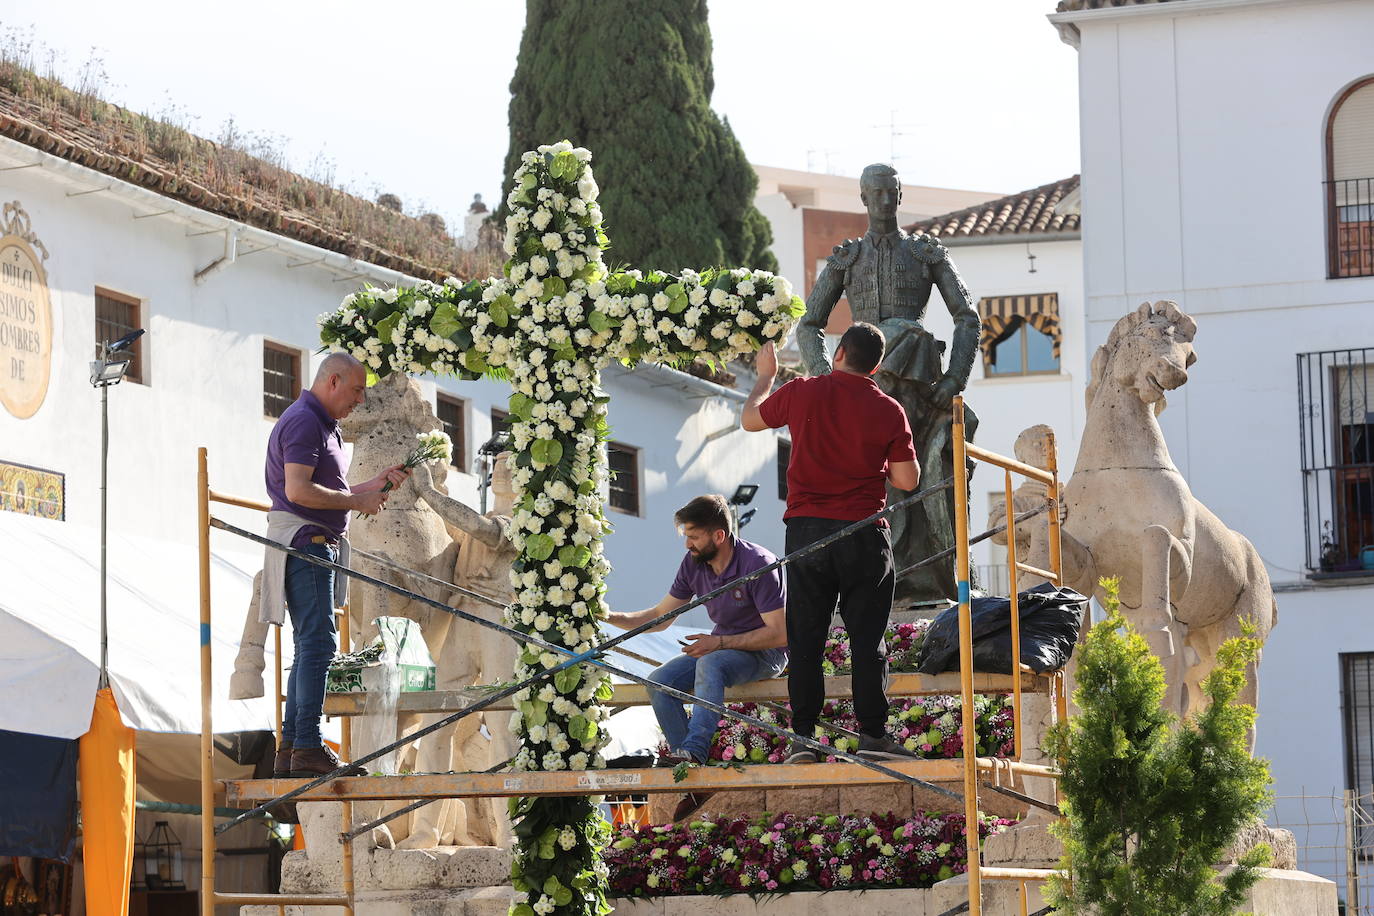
[
  {"left": 264, "top": 352, "right": 407, "bottom": 777},
  {"left": 606, "top": 494, "right": 787, "bottom": 821}
]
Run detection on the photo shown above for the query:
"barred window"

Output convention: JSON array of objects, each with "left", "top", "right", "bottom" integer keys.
[
  {"left": 263, "top": 341, "right": 301, "bottom": 419},
  {"left": 1326, "top": 77, "right": 1374, "bottom": 278},
  {"left": 607, "top": 442, "right": 641, "bottom": 516},
  {"left": 436, "top": 393, "right": 466, "bottom": 469},
  {"left": 94, "top": 288, "right": 144, "bottom": 385}
]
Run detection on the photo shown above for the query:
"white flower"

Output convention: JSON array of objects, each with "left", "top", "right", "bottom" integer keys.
[
  {"left": 709, "top": 288, "right": 727, "bottom": 307},
  {"left": 530, "top": 255, "right": 550, "bottom": 276},
  {"left": 531, "top": 208, "right": 552, "bottom": 231},
  {"left": 541, "top": 232, "right": 563, "bottom": 251}
]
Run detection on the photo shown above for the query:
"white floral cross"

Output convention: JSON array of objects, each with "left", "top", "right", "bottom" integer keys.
[{"left": 319, "top": 141, "right": 802, "bottom": 916}]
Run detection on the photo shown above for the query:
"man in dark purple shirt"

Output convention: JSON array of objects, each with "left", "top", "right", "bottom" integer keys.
[
  {"left": 265, "top": 351, "right": 406, "bottom": 778},
  {"left": 607, "top": 494, "right": 787, "bottom": 821}
]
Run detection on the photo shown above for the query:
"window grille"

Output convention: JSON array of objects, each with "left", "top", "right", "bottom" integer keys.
[
  {"left": 94, "top": 288, "right": 144, "bottom": 384},
  {"left": 262, "top": 342, "right": 300, "bottom": 419}
]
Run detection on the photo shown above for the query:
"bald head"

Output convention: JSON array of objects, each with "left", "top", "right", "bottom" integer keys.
[{"left": 312, "top": 351, "right": 368, "bottom": 420}]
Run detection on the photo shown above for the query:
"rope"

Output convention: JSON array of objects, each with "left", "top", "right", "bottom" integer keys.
[{"left": 212, "top": 482, "right": 964, "bottom": 832}]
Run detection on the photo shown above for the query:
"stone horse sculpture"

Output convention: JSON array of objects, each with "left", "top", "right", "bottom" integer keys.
[{"left": 1027, "top": 301, "right": 1276, "bottom": 733}]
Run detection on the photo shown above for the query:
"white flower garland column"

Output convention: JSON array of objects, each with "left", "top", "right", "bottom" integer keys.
[{"left": 319, "top": 141, "right": 804, "bottom": 916}]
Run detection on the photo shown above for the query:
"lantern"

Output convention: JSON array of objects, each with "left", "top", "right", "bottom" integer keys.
[
  {"left": 131, "top": 827, "right": 146, "bottom": 890},
  {"left": 144, "top": 821, "right": 184, "bottom": 890}
]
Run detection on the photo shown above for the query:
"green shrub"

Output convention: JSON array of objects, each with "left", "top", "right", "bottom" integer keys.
[{"left": 1044, "top": 577, "right": 1273, "bottom": 915}]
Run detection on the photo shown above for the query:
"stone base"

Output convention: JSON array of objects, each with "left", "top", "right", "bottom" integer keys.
[
  {"left": 609, "top": 868, "right": 1337, "bottom": 915},
  {"left": 241, "top": 846, "right": 513, "bottom": 916},
  {"left": 983, "top": 820, "right": 1301, "bottom": 872}
]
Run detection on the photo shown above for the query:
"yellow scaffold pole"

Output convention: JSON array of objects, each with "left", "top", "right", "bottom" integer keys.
[
  {"left": 197, "top": 447, "right": 215, "bottom": 916},
  {"left": 953, "top": 397, "right": 981, "bottom": 915}
]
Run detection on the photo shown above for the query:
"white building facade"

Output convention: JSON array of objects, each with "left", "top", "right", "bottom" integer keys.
[
  {"left": 0, "top": 134, "right": 786, "bottom": 644},
  {"left": 1050, "top": 0, "right": 1374, "bottom": 888}
]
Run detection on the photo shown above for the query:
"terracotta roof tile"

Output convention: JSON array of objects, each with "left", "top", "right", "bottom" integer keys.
[
  {"left": 0, "top": 84, "right": 481, "bottom": 282},
  {"left": 1055, "top": 0, "right": 1186, "bottom": 11},
  {"left": 906, "top": 175, "right": 1080, "bottom": 240}
]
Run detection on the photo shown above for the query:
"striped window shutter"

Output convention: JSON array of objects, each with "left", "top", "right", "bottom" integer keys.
[{"left": 977, "top": 293, "right": 1061, "bottom": 365}]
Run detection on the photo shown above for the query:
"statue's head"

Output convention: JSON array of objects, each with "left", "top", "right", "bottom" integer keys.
[
  {"left": 1087, "top": 301, "right": 1198, "bottom": 415},
  {"left": 859, "top": 163, "right": 902, "bottom": 225},
  {"left": 1013, "top": 425, "right": 1056, "bottom": 470},
  {"left": 339, "top": 371, "right": 441, "bottom": 443}
]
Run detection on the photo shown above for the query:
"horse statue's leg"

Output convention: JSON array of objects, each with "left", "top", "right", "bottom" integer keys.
[
  {"left": 1141, "top": 524, "right": 1189, "bottom": 718},
  {"left": 229, "top": 571, "right": 268, "bottom": 700}
]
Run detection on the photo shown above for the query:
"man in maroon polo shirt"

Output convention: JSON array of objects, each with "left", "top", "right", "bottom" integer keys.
[{"left": 742, "top": 323, "right": 920, "bottom": 762}]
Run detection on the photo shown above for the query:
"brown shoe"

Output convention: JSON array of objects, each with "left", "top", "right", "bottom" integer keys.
[
  {"left": 288, "top": 745, "right": 367, "bottom": 778},
  {"left": 671, "top": 792, "right": 715, "bottom": 823},
  {"left": 273, "top": 742, "right": 294, "bottom": 778}
]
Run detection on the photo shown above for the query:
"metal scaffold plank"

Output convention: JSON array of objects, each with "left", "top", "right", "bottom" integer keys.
[{"left": 321, "top": 671, "right": 1052, "bottom": 716}]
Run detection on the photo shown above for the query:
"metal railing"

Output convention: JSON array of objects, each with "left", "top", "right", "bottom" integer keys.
[
  {"left": 1326, "top": 177, "right": 1374, "bottom": 279},
  {"left": 1298, "top": 348, "right": 1374, "bottom": 573}
]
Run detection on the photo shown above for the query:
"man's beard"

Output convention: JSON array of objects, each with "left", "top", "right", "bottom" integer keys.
[{"left": 689, "top": 543, "right": 719, "bottom": 565}]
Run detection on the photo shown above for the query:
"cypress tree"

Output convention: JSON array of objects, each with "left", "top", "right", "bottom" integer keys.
[
  {"left": 502, "top": 0, "right": 777, "bottom": 274},
  {"left": 1044, "top": 578, "right": 1274, "bottom": 915}
]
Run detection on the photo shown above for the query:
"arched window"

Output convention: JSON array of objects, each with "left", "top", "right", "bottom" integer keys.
[{"left": 1327, "top": 76, "right": 1374, "bottom": 278}]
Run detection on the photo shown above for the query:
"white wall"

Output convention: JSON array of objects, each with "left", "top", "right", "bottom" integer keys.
[
  {"left": 1064, "top": 0, "right": 1374, "bottom": 882},
  {"left": 0, "top": 140, "right": 787, "bottom": 657}
]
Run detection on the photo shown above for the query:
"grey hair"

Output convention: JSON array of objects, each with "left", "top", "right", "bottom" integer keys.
[{"left": 314, "top": 351, "right": 365, "bottom": 386}]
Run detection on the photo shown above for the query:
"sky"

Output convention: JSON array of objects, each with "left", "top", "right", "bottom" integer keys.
[{"left": 1, "top": 0, "right": 1080, "bottom": 229}]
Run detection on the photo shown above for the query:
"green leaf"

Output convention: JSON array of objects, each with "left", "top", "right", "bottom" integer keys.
[
  {"left": 672, "top": 760, "right": 691, "bottom": 783},
  {"left": 567, "top": 716, "right": 588, "bottom": 742},
  {"left": 559, "top": 544, "right": 592, "bottom": 568},
  {"left": 552, "top": 150, "right": 580, "bottom": 181},
  {"left": 509, "top": 393, "right": 535, "bottom": 422},
  {"left": 367, "top": 297, "right": 396, "bottom": 322},
  {"left": 531, "top": 439, "right": 564, "bottom": 467},
  {"left": 595, "top": 680, "right": 614, "bottom": 701},
  {"left": 541, "top": 276, "right": 567, "bottom": 302},
  {"left": 374, "top": 312, "right": 400, "bottom": 347},
  {"left": 490, "top": 300, "right": 509, "bottom": 327},
  {"left": 587, "top": 311, "right": 609, "bottom": 333},
  {"left": 527, "top": 700, "right": 549, "bottom": 727},
  {"left": 525, "top": 534, "right": 556, "bottom": 562},
  {"left": 511, "top": 905, "right": 535, "bottom": 916},
  {"left": 554, "top": 666, "right": 583, "bottom": 695},
  {"left": 429, "top": 302, "right": 462, "bottom": 339},
  {"left": 787, "top": 295, "right": 806, "bottom": 318},
  {"left": 462, "top": 349, "right": 488, "bottom": 373}
]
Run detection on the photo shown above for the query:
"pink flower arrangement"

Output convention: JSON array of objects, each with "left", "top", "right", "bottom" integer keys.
[
  {"left": 682, "top": 694, "right": 1015, "bottom": 765},
  {"left": 606, "top": 812, "right": 1017, "bottom": 897},
  {"left": 822, "top": 620, "right": 930, "bottom": 676}
]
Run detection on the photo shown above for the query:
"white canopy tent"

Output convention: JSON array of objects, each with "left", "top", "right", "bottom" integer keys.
[{"left": 0, "top": 511, "right": 696, "bottom": 760}]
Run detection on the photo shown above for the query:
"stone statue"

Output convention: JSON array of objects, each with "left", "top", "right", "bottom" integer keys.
[
  {"left": 1023, "top": 301, "right": 1277, "bottom": 736},
  {"left": 987, "top": 425, "right": 1065, "bottom": 561},
  {"left": 405, "top": 457, "right": 520, "bottom": 850},
  {"left": 799, "top": 162, "right": 980, "bottom": 605}
]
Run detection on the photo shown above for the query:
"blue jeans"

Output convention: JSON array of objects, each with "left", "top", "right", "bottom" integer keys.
[
  {"left": 647, "top": 646, "right": 788, "bottom": 762},
  {"left": 281, "top": 543, "right": 337, "bottom": 749}
]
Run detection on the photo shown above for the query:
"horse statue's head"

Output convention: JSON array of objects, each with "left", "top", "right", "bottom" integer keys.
[
  {"left": 1086, "top": 300, "right": 1198, "bottom": 415},
  {"left": 340, "top": 372, "right": 450, "bottom": 489}
]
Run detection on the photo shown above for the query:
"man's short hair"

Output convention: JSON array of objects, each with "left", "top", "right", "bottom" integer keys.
[
  {"left": 860, "top": 163, "right": 900, "bottom": 191},
  {"left": 838, "top": 322, "right": 886, "bottom": 374},
  {"left": 315, "top": 351, "right": 364, "bottom": 386},
  {"left": 674, "top": 494, "right": 731, "bottom": 533}
]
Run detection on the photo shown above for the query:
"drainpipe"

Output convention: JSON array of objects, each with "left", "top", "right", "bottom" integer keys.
[{"left": 194, "top": 227, "right": 238, "bottom": 284}]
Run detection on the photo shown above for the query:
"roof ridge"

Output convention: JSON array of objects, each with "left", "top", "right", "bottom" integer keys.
[{"left": 906, "top": 174, "right": 1081, "bottom": 240}]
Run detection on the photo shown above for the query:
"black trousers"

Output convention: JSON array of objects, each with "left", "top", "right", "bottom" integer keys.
[{"left": 784, "top": 517, "right": 895, "bottom": 739}]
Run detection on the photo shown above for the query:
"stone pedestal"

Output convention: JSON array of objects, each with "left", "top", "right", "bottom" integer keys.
[{"left": 241, "top": 800, "right": 513, "bottom": 916}]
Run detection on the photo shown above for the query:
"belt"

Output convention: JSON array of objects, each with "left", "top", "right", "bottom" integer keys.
[{"left": 309, "top": 535, "right": 339, "bottom": 546}]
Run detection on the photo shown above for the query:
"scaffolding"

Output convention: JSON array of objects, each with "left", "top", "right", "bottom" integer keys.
[{"left": 199, "top": 395, "right": 1067, "bottom": 915}]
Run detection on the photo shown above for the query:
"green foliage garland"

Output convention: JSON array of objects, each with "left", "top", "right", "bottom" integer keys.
[{"left": 1044, "top": 578, "right": 1274, "bottom": 915}]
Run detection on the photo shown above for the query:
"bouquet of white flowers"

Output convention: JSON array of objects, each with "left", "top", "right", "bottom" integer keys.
[{"left": 356, "top": 429, "right": 452, "bottom": 518}]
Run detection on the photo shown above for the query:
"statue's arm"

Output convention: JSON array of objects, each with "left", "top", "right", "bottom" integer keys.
[
  {"left": 932, "top": 255, "right": 980, "bottom": 391},
  {"left": 798, "top": 261, "right": 845, "bottom": 376},
  {"left": 414, "top": 464, "right": 506, "bottom": 549}
]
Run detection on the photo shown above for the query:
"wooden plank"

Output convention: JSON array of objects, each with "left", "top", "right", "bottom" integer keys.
[
  {"left": 322, "top": 671, "right": 1049, "bottom": 716},
  {"left": 227, "top": 758, "right": 975, "bottom": 803}
]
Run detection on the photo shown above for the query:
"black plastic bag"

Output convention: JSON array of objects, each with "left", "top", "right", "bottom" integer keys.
[{"left": 915, "top": 582, "right": 1088, "bottom": 675}]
